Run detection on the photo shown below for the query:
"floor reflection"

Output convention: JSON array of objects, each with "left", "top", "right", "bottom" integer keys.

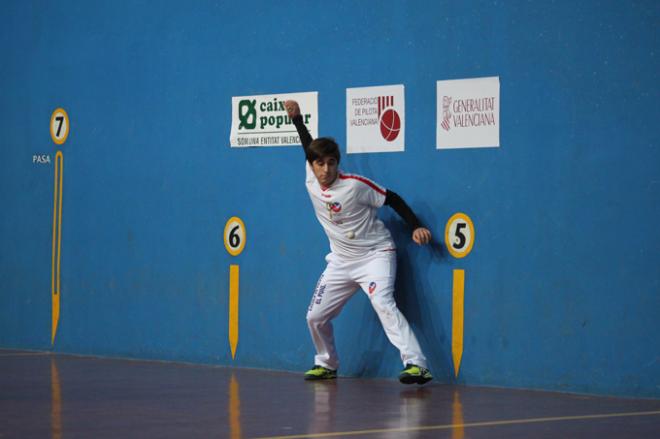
[
  {"left": 308, "top": 381, "right": 337, "bottom": 434},
  {"left": 229, "top": 373, "right": 241, "bottom": 439},
  {"left": 50, "top": 357, "right": 62, "bottom": 439},
  {"left": 452, "top": 389, "right": 464, "bottom": 439},
  {"left": 380, "top": 387, "right": 431, "bottom": 438},
  {"left": 2, "top": 354, "right": 650, "bottom": 439}
]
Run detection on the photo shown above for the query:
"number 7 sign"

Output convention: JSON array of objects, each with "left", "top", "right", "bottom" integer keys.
[{"left": 50, "top": 108, "right": 70, "bottom": 145}]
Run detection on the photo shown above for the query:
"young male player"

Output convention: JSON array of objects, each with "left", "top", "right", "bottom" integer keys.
[{"left": 285, "top": 100, "right": 433, "bottom": 385}]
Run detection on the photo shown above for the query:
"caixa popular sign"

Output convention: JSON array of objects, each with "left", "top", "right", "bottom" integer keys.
[{"left": 230, "top": 91, "right": 318, "bottom": 147}]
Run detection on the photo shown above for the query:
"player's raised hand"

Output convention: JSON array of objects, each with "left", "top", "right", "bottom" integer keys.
[
  {"left": 412, "top": 227, "right": 432, "bottom": 245},
  {"left": 285, "top": 100, "right": 301, "bottom": 119}
]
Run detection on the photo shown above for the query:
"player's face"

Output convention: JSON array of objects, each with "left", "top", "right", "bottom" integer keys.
[{"left": 312, "top": 156, "right": 338, "bottom": 188}]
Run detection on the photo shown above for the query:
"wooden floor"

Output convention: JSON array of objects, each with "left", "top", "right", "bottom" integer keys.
[{"left": 1, "top": 349, "right": 659, "bottom": 438}]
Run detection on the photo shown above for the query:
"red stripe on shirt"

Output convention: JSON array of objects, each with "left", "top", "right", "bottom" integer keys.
[{"left": 339, "top": 173, "right": 386, "bottom": 195}]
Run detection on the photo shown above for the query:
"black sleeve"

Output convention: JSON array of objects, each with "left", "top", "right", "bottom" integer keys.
[
  {"left": 292, "top": 114, "right": 313, "bottom": 155},
  {"left": 384, "top": 190, "right": 422, "bottom": 230}
]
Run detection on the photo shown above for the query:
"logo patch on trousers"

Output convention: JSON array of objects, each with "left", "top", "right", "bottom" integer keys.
[
  {"left": 368, "top": 282, "right": 377, "bottom": 294},
  {"left": 309, "top": 275, "right": 325, "bottom": 312}
]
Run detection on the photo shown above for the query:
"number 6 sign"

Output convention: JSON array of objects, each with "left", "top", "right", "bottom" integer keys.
[
  {"left": 224, "top": 217, "right": 246, "bottom": 256},
  {"left": 445, "top": 213, "right": 475, "bottom": 259}
]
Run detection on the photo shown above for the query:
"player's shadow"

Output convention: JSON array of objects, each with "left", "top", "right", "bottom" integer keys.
[
  {"left": 384, "top": 204, "right": 454, "bottom": 383},
  {"left": 347, "top": 156, "right": 452, "bottom": 381}
]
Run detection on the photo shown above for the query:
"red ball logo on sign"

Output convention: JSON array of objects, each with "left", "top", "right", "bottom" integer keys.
[{"left": 380, "top": 108, "right": 401, "bottom": 141}]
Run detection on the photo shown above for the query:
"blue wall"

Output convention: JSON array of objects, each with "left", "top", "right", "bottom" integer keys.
[{"left": 1, "top": 0, "right": 658, "bottom": 398}]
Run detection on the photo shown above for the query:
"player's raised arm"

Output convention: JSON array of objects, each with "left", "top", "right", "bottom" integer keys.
[
  {"left": 285, "top": 100, "right": 313, "bottom": 152},
  {"left": 384, "top": 190, "right": 432, "bottom": 245}
]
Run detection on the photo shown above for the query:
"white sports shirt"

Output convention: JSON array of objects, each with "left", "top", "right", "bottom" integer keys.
[{"left": 305, "top": 162, "right": 395, "bottom": 259}]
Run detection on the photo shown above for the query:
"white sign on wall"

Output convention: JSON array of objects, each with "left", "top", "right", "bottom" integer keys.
[
  {"left": 346, "top": 84, "right": 405, "bottom": 154},
  {"left": 436, "top": 77, "right": 500, "bottom": 149},
  {"left": 230, "top": 91, "right": 318, "bottom": 147}
]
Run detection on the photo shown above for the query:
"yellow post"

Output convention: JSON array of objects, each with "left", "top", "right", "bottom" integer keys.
[
  {"left": 452, "top": 269, "right": 464, "bottom": 378},
  {"left": 51, "top": 151, "right": 63, "bottom": 345},
  {"left": 229, "top": 265, "right": 239, "bottom": 359}
]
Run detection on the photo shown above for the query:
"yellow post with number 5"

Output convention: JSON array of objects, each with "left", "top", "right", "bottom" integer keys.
[{"left": 445, "top": 212, "right": 475, "bottom": 378}]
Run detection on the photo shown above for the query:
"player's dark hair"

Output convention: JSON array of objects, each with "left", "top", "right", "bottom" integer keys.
[{"left": 306, "top": 137, "right": 341, "bottom": 164}]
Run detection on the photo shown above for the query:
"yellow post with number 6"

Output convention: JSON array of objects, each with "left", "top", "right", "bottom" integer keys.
[{"left": 224, "top": 217, "right": 246, "bottom": 360}]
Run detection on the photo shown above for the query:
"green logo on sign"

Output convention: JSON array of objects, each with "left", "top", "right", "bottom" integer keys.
[{"left": 238, "top": 99, "right": 257, "bottom": 130}]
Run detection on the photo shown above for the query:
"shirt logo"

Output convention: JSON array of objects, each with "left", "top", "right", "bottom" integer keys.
[
  {"left": 368, "top": 282, "right": 377, "bottom": 294},
  {"left": 326, "top": 201, "right": 342, "bottom": 213}
]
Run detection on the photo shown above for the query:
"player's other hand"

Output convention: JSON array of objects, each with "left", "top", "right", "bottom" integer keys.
[
  {"left": 412, "top": 227, "right": 432, "bottom": 245},
  {"left": 285, "top": 100, "right": 301, "bottom": 118}
]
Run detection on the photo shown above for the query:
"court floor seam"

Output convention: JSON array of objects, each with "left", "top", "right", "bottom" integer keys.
[
  {"left": 254, "top": 409, "right": 660, "bottom": 439},
  {"left": 0, "top": 352, "right": 51, "bottom": 357}
]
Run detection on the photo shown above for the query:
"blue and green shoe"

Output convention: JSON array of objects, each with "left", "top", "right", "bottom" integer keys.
[
  {"left": 399, "top": 364, "right": 433, "bottom": 385},
  {"left": 304, "top": 365, "right": 337, "bottom": 381}
]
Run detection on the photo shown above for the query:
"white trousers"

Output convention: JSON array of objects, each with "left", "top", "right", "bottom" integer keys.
[{"left": 306, "top": 249, "right": 427, "bottom": 371}]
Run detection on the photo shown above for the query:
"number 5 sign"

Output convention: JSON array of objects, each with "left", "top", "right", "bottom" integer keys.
[
  {"left": 224, "top": 217, "right": 246, "bottom": 256},
  {"left": 445, "top": 213, "right": 475, "bottom": 259}
]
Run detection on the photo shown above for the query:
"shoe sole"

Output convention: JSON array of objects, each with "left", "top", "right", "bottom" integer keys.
[
  {"left": 399, "top": 375, "right": 433, "bottom": 385},
  {"left": 304, "top": 374, "right": 337, "bottom": 381}
]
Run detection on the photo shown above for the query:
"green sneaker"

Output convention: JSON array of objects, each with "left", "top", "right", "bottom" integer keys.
[
  {"left": 399, "top": 364, "right": 433, "bottom": 385},
  {"left": 304, "top": 365, "right": 337, "bottom": 381}
]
